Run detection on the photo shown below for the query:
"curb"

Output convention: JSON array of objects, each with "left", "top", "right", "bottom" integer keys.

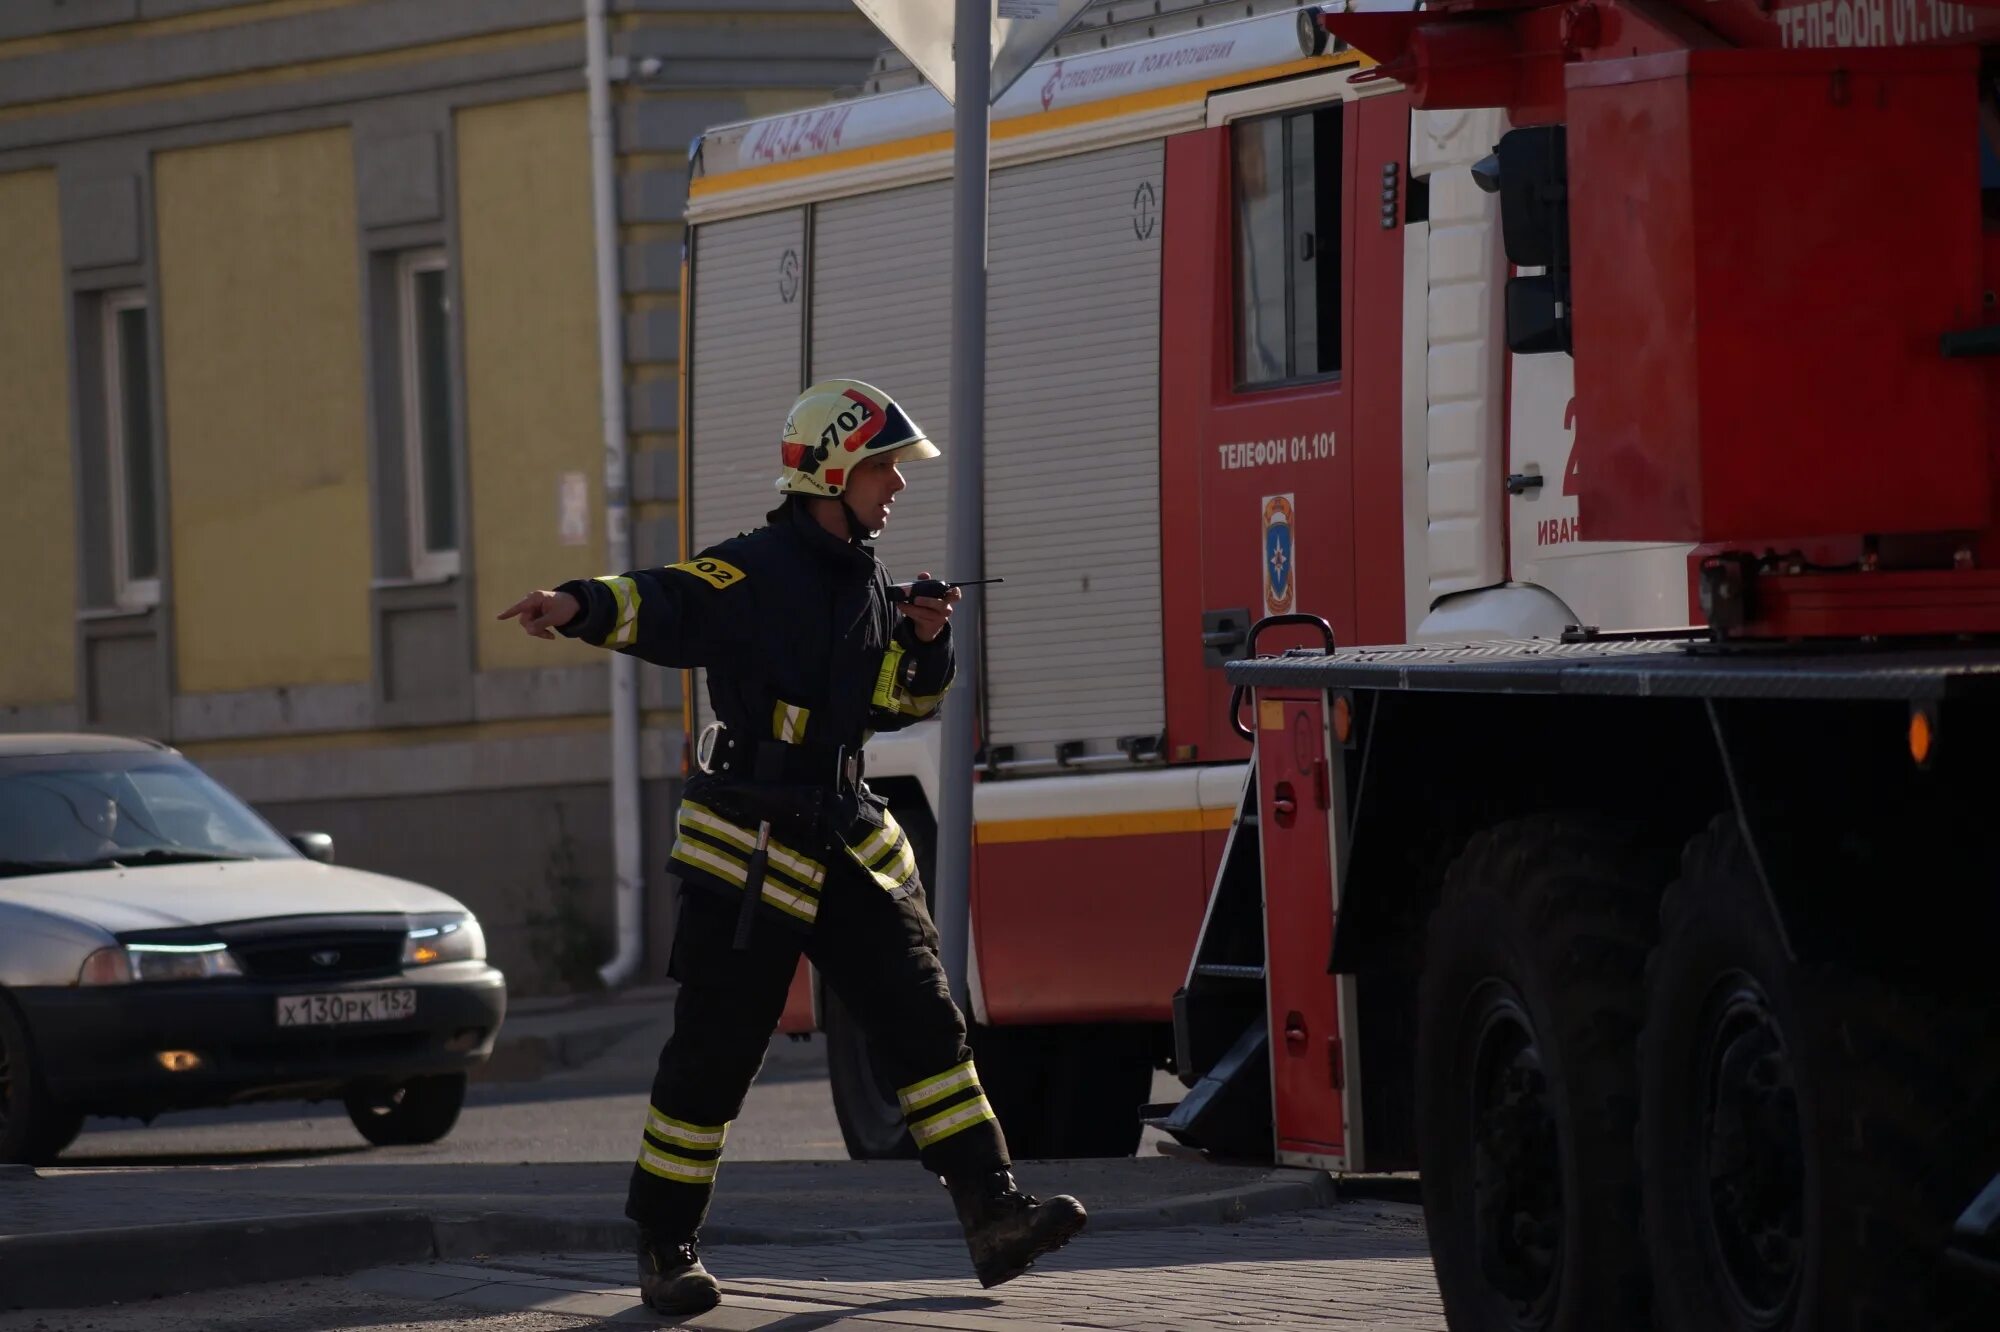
[
  {"left": 0, "top": 1209, "right": 434, "bottom": 1310},
  {"left": 0, "top": 1169, "right": 1337, "bottom": 1310}
]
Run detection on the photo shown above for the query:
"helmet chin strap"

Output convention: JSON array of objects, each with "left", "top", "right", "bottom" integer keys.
[{"left": 840, "top": 494, "right": 880, "bottom": 540}]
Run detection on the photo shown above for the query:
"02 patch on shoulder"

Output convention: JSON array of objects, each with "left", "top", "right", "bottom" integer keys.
[{"left": 669, "top": 556, "right": 747, "bottom": 590}]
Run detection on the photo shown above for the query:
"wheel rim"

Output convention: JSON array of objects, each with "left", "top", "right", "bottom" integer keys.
[
  {"left": 1466, "top": 982, "right": 1564, "bottom": 1326},
  {"left": 1697, "top": 976, "right": 1804, "bottom": 1327}
]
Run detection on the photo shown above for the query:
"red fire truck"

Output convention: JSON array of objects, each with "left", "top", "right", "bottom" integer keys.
[
  {"left": 1152, "top": 3, "right": 2000, "bottom": 1330},
  {"left": 679, "top": 7, "right": 1694, "bottom": 1165}
]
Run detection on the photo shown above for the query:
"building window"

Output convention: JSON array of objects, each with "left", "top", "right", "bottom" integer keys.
[
  {"left": 398, "top": 248, "right": 459, "bottom": 580},
  {"left": 102, "top": 290, "right": 160, "bottom": 609},
  {"left": 1233, "top": 104, "right": 1343, "bottom": 388}
]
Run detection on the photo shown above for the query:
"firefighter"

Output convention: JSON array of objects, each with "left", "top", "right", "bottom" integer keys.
[{"left": 498, "top": 379, "right": 1087, "bottom": 1316}]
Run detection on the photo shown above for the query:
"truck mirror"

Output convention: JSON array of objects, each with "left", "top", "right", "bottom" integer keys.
[
  {"left": 1506, "top": 273, "right": 1569, "bottom": 355},
  {"left": 1486, "top": 126, "right": 1572, "bottom": 356},
  {"left": 1495, "top": 125, "right": 1568, "bottom": 269}
]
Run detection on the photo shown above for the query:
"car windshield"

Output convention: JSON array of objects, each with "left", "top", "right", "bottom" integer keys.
[{"left": 0, "top": 750, "right": 297, "bottom": 876}]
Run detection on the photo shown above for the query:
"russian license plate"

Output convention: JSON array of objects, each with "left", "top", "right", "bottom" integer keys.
[{"left": 276, "top": 989, "right": 416, "bottom": 1028}]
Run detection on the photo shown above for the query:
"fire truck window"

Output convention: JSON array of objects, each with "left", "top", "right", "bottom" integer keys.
[
  {"left": 1234, "top": 114, "right": 1288, "bottom": 384},
  {"left": 1307, "top": 106, "right": 1342, "bottom": 375},
  {"left": 1233, "top": 104, "right": 1343, "bottom": 388},
  {"left": 1289, "top": 113, "right": 1321, "bottom": 374}
]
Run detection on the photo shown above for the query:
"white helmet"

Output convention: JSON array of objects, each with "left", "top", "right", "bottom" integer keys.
[{"left": 776, "top": 379, "right": 939, "bottom": 498}]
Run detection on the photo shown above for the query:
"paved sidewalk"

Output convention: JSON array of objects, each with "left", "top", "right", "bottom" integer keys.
[
  {"left": 0, "top": 1159, "right": 1345, "bottom": 1310},
  {"left": 350, "top": 1207, "right": 1443, "bottom": 1330}
]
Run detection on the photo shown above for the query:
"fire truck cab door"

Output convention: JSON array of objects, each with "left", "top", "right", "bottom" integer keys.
[
  {"left": 1165, "top": 90, "right": 1408, "bottom": 762},
  {"left": 1255, "top": 689, "right": 1359, "bottom": 1169}
]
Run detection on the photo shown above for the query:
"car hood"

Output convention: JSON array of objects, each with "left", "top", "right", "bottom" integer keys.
[{"left": 0, "top": 859, "right": 469, "bottom": 935}]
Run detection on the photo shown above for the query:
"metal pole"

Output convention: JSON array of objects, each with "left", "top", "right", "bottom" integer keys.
[
  {"left": 584, "top": 0, "right": 644, "bottom": 989},
  {"left": 935, "top": 0, "right": 989, "bottom": 1013}
]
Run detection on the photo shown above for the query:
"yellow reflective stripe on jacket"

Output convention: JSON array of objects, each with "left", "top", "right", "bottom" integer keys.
[
  {"left": 842, "top": 809, "right": 918, "bottom": 894},
  {"left": 871, "top": 642, "right": 906, "bottom": 711},
  {"left": 773, "top": 701, "right": 809, "bottom": 744},
  {"left": 876, "top": 836, "right": 918, "bottom": 886},
  {"left": 909, "top": 1094, "right": 998, "bottom": 1149},
  {"left": 670, "top": 838, "right": 819, "bottom": 924},
  {"left": 678, "top": 801, "right": 826, "bottom": 890},
  {"left": 850, "top": 817, "right": 900, "bottom": 866},
  {"left": 595, "top": 575, "right": 639, "bottom": 648},
  {"left": 870, "top": 642, "right": 940, "bottom": 718},
  {"left": 897, "top": 1060, "right": 978, "bottom": 1115}
]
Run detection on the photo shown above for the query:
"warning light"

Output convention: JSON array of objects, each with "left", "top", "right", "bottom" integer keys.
[
  {"left": 1331, "top": 694, "right": 1353, "bottom": 746},
  {"left": 1909, "top": 709, "right": 1934, "bottom": 767},
  {"left": 156, "top": 1050, "right": 204, "bottom": 1073},
  {"left": 409, "top": 944, "right": 441, "bottom": 965}
]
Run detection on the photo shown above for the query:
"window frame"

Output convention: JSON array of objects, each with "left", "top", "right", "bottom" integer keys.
[
  {"left": 395, "top": 246, "right": 460, "bottom": 583},
  {"left": 1229, "top": 102, "right": 1345, "bottom": 394},
  {"left": 101, "top": 288, "right": 160, "bottom": 611}
]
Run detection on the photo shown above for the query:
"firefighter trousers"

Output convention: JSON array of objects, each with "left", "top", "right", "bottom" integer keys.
[{"left": 626, "top": 857, "right": 1010, "bottom": 1239}]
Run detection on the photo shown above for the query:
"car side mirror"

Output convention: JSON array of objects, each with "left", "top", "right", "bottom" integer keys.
[{"left": 288, "top": 832, "right": 335, "bottom": 864}]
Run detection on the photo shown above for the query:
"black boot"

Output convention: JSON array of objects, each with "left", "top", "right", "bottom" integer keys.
[
  {"left": 945, "top": 1168, "right": 1088, "bottom": 1288},
  {"left": 637, "top": 1229, "right": 722, "bottom": 1315}
]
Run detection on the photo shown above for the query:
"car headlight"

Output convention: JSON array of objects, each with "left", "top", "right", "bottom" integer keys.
[
  {"left": 404, "top": 913, "right": 485, "bottom": 966},
  {"left": 79, "top": 942, "right": 244, "bottom": 985}
]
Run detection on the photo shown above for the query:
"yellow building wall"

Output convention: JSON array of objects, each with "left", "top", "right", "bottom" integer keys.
[
  {"left": 0, "top": 169, "right": 76, "bottom": 707},
  {"left": 156, "top": 127, "right": 371, "bottom": 694},
  {"left": 457, "top": 92, "right": 605, "bottom": 674}
]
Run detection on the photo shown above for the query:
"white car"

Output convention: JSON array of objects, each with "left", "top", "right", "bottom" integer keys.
[{"left": 0, "top": 733, "right": 506, "bottom": 1164}]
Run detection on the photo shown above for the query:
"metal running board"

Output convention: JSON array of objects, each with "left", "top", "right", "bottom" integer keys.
[
  {"left": 1148, "top": 759, "right": 1274, "bottom": 1161},
  {"left": 1140, "top": 1019, "right": 1271, "bottom": 1156}
]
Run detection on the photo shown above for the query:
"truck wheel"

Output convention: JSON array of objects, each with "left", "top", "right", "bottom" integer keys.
[
  {"left": 1044, "top": 1024, "right": 1152, "bottom": 1158},
  {"left": 344, "top": 1072, "right": 466, "bottom": 1146},
  {"left": 1639, "top": 816, "right": 2000, "bottom": 1331},
  {"left": 1417, "top": 814, "right": 1660, "bottom": 1332},
  {"left": 825, "top": 988, "right": 918, "bottom": 1160},
  {"left": 0, "top": 995, "right": 84, "bottom": 1165},
  {"left": 971, "top": 1021, "right": 1055, "bottom": 1159}
]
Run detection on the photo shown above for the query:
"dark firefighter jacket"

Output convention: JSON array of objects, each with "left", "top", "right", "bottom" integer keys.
[{"left": 555, "top": 498, "right": 953, "bottom": 932}]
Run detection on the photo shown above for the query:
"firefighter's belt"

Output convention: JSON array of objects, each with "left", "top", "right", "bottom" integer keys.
[
  {"left": 693, "top": 778, "right": 882, "bottom": 855},
  {"left": 708, "top": 728, "right": 863, "bottom": 793}
]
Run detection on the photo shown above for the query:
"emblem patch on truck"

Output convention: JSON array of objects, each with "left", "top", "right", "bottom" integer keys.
[{"left": 1262, "top": 493, "right": 1295, "bottom": 617}]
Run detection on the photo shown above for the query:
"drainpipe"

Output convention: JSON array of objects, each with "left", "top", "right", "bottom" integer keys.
[{"left": 585, "top": 0, "right": 644, "bottom": 989}]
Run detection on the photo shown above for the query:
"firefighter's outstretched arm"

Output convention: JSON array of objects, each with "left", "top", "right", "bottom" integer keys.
[{"left": 496, "top": 555, "right": 753, "bottom": 670}]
